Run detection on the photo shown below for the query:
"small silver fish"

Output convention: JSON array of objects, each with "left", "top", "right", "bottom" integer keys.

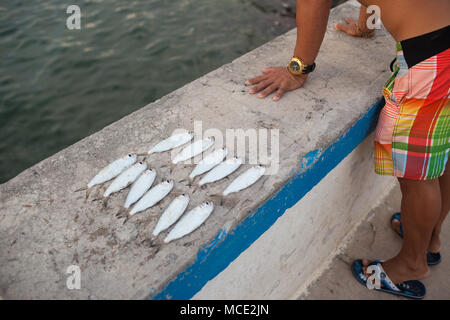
[
  {"left": 148, "top": 131, "right": 194, "bottom": 154},
  {"left": 129, "top": 180, "right": 174, "bottom": 215},
  {"left": 172, "top": 136, "right": 215, "bottom": 164},
  {"left": 104, "top": 161, "right": 147, "bottom": 197},
  {"left": 87, "top": 153, "right": 137, "bottom": 188},
  {"left": 223, "top": 165, "right": 265, "bottom": 196},
  {"left": 124, "top": 168, "right": 156, "bottom": 209},
  {"left": 189, "top": 147, "right": 227, "bottom": 180},
  {"left": 152, "top": 194, "right": 190, "bottom": 237},
  {"left": 198, "top": 157, "right": 243, "bottom": 186},
  {"left": 164, "top": 201, "right": 214, "bottom": 243}
]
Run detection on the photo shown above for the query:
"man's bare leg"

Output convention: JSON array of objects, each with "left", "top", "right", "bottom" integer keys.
[
  {"left": 428, "top": 160, "right": 450, "bottom": 253},
  {"left": 392, "top": 160, "right": 449, "bottom": 254},
  {"left": 364, "top": 177, "right": 441, "bottom": 283}
]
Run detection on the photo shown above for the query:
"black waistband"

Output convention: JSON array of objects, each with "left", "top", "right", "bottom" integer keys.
[{"left": 400, "top": 25, "right": 450, "bottom": 68}]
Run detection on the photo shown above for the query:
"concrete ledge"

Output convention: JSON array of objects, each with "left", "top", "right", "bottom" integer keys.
[{"left": 0, "top": 0, "right": 395, "bottom": 299}]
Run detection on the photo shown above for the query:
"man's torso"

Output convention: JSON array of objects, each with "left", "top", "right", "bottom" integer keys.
[{"left": 357, "top": 0, "right": 450, "bottom": 41}]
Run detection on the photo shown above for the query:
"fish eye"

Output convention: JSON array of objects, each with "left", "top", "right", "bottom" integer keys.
[
  {"left": 138, "top": 161, "right": 143, "bottom": 165},
  {"left": 234, "top": 156, "right": 238, "bottom": 160},
  {"left": 181, "top": 193, "right": 185, "bottom": 196},
  {"left": 128, "top": 154, "right": 132, "bottom": 157}
]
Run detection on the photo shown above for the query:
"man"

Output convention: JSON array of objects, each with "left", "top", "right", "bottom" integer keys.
[{"left": 246, "top": 0, "right": 449, "bottom": 299}]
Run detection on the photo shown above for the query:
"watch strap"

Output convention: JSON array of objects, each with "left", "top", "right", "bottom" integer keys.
[{"left": 302, "top": 62, "right": 316, "bottom": 74}]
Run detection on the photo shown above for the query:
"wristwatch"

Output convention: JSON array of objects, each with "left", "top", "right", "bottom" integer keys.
[{"left": 287, "top": 57, "right": 316, "bottom": 75}]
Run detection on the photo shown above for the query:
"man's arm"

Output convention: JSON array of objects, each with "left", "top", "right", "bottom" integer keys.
[
  {"left": 294, "top": 0, "right": 332, "bottom": 65},
  {"left": 245, "top": 0, "right": 332, "bottom": 101}
]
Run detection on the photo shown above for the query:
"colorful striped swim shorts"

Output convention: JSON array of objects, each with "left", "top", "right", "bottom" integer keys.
[{"left": 374, "top": 26, "right": 450, "bottom": 180}]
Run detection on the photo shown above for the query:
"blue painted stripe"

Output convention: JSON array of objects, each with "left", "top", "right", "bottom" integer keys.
[{"left": 152, "top": 98, "right": 384, "bottom": 300}]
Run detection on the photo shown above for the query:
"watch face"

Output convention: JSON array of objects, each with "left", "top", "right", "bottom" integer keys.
[{"left": 289, "top": 60, "right": 300, "bottom": 72}]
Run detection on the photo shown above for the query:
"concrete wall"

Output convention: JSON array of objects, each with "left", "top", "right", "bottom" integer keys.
[
  {"left": 194, "top": 133, "right": 396, "bottom": 299},
  {"left": 0, "top": 1, "right": 397, "bottom": 299}
]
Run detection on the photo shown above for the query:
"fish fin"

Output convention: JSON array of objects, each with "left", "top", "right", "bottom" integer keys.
[{"left": 74, "top": 186, "right": 87, "bottom": 192}]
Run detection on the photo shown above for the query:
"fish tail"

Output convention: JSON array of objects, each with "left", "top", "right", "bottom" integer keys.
[
  {"left": 85, "top": 188, "right": 92, "bottom": 202},
  {"left": 115, "top": 207, "right": 127, "bottom": 217},
  {"left": 102, "top": 197, "right": 109, "bottom": 209},
  {"left": 140, "top": 237, "right": 155, "bottom": 247},
  {"left": 122, "top": 215, "right": 130, "bottom": 225},
  {"left": 74, "top": 186, "right": 87, "bottom": 192}
]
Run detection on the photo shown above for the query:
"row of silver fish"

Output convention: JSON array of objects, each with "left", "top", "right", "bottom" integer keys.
[
  {"left": 80, "top": 130, "right": 266, "bottom": 242},
  {"left": 144, "top": 130, "right": 266, "bottom": 195},
  {"left": 84, "top": 156, "right": 212, "bottom": 243}
]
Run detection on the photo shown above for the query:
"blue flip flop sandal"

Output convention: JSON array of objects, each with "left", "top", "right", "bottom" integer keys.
[
  {"left": 351, "top": 259, "right": 426, "bottom": 299},
  {"left": 391, "top": 212, "right": 441, "bottom": 265}
]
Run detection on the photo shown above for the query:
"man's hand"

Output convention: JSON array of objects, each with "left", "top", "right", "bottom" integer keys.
[
  {"left": 245, "top": 67, "right": 307, "bottom": 101},
  {"left": 334, "top": 17, "right": 374, "bottom": 38}
]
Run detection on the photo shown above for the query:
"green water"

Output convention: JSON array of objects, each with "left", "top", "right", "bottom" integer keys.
[{"left": 0, "top": 0, "right": 342, "bottom": 183}]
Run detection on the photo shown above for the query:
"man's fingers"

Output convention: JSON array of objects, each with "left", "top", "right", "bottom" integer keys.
[
  {"left": 334, "top": 22, "right": 351, "bottom": 33},
  {"left": 257, "top": 83, "right": 278, "bottom": 98},
  {"left": 345, "top": 17, "right": 356, "bottom": 25},
  {"left": 272, "top": 88, "right": 286, "bottom": 101},
  {"left": 249, "top": 80, "right": 272, "bottom": 94},
  {"left": 245, "top": 74, "right": 268, "bottom": 86},
  {"left": 261, "top": 67, "right": 277, "bottom": 74}
]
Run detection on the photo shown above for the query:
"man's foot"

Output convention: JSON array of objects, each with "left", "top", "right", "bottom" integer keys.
[
  {"left": 361, "top": 257, "right": 429, "bottom": 284},
  {"left": 351, "top": 259, "right": 426, "bottom": 299}
]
